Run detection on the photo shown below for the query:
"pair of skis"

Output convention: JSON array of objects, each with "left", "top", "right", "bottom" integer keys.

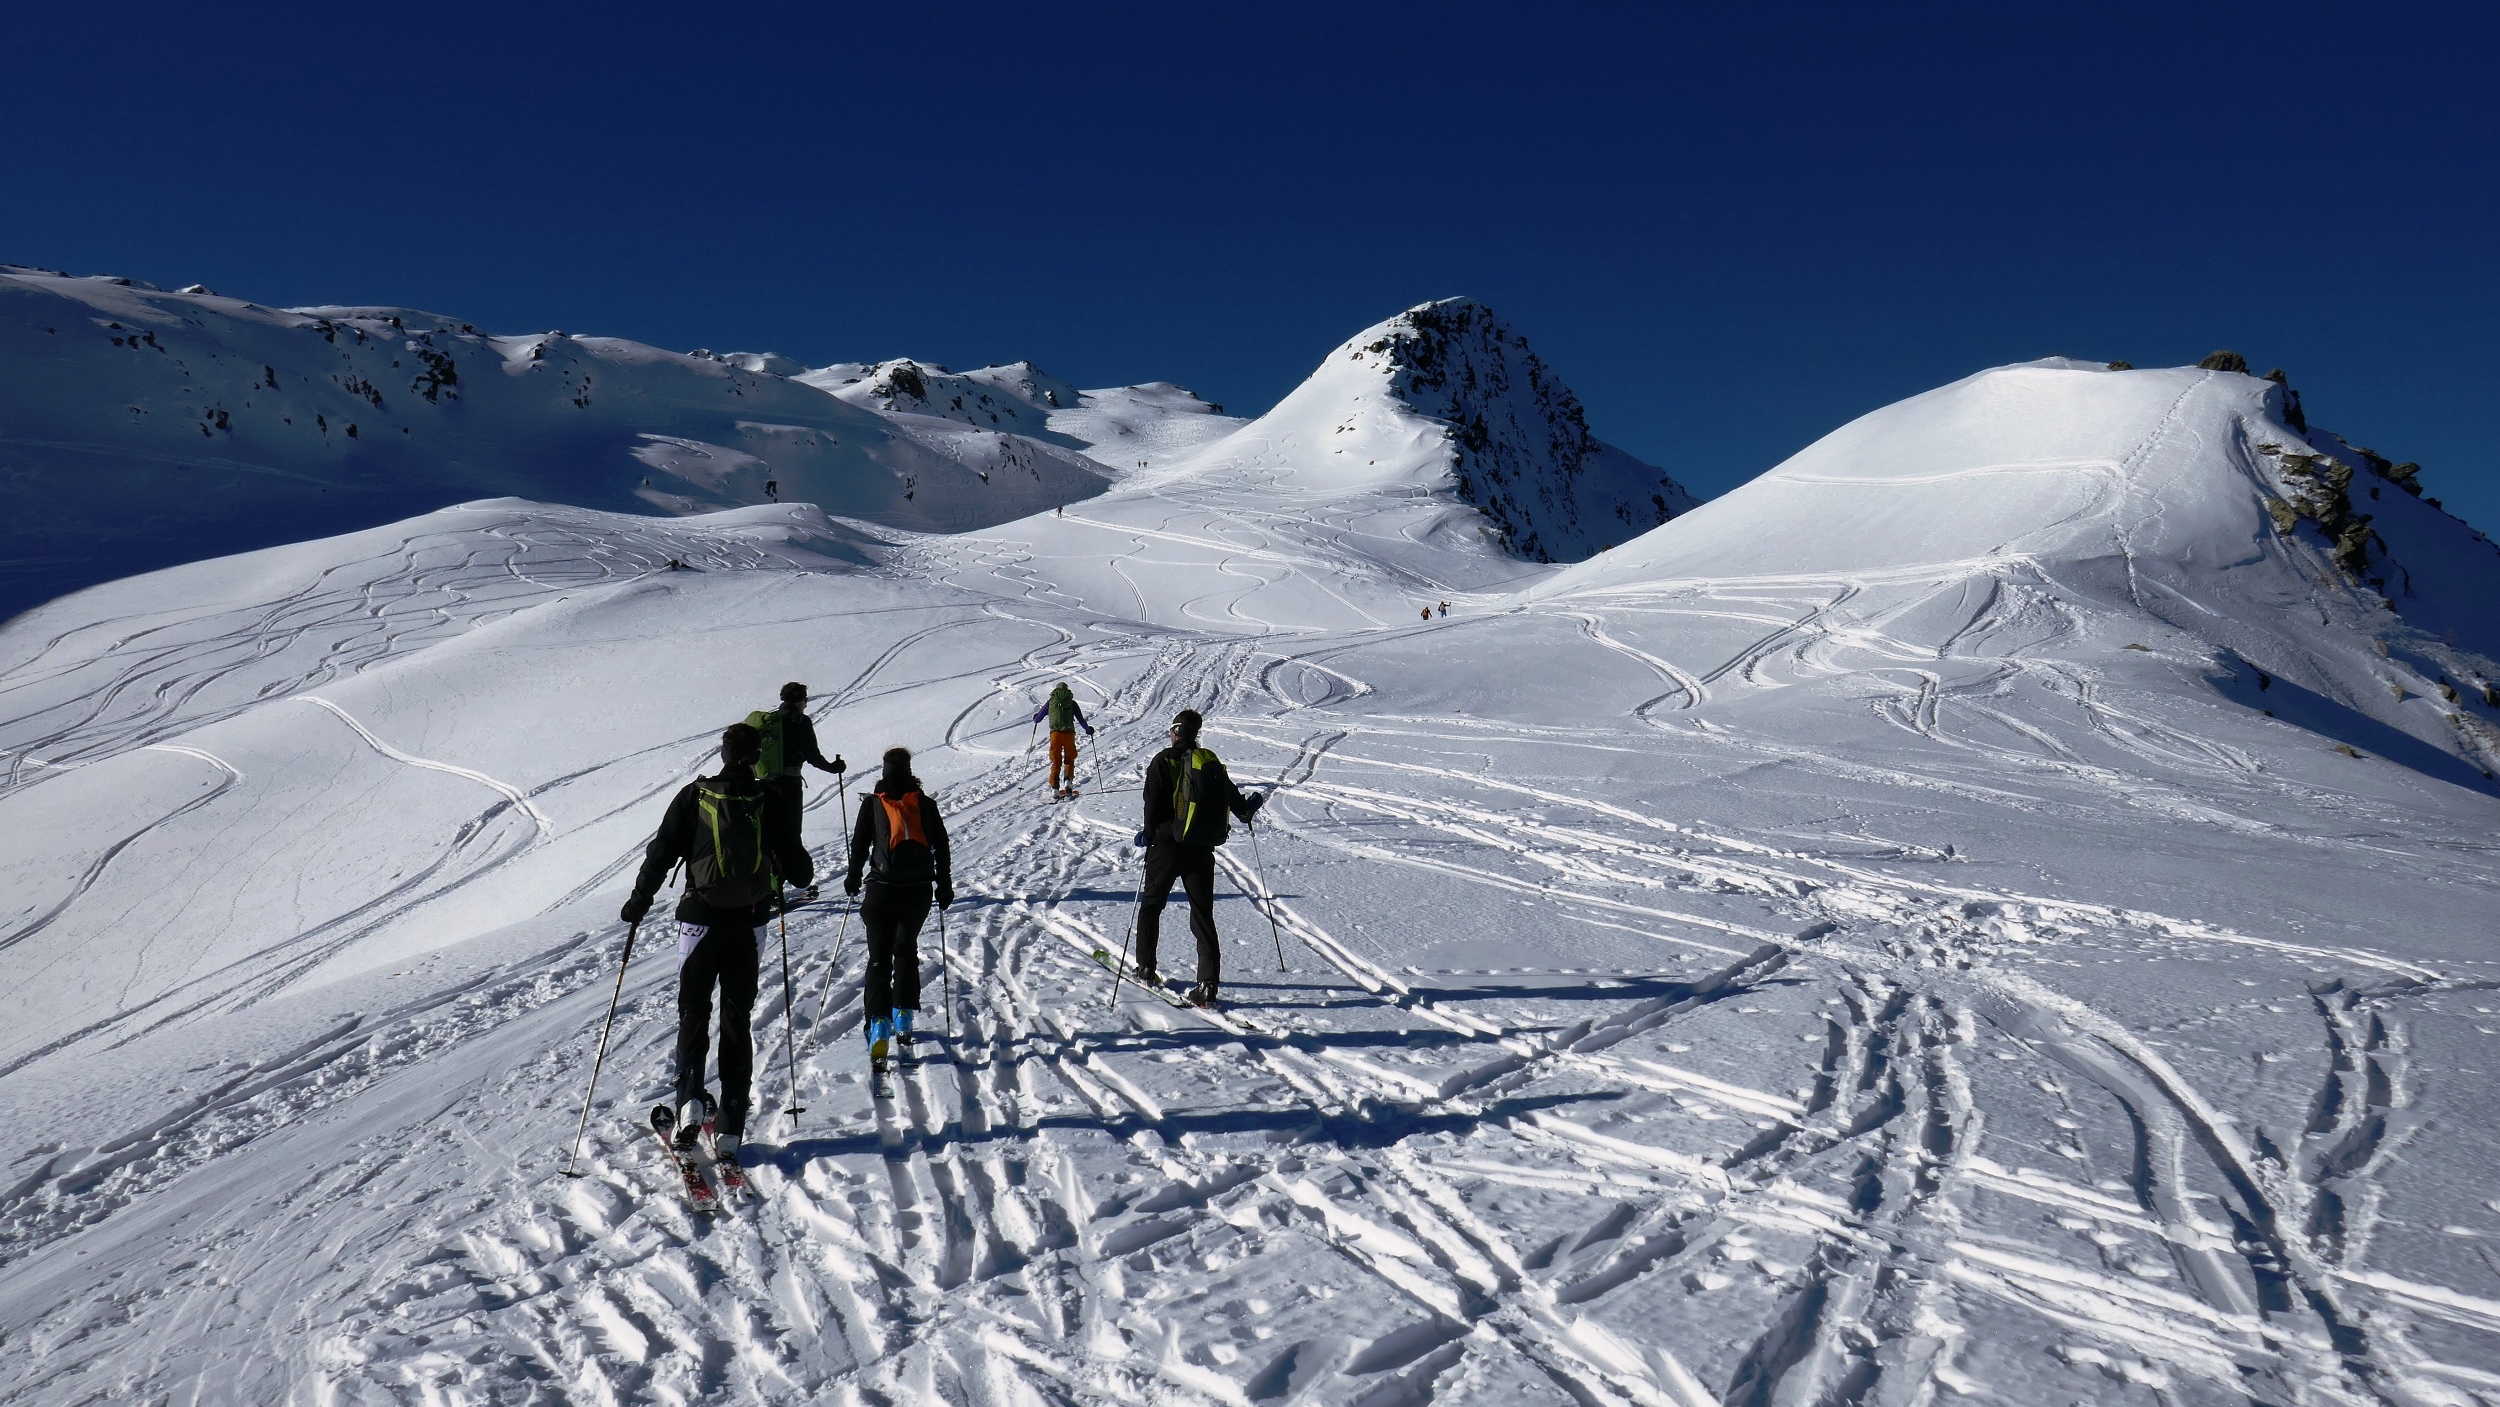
[
  {"left": 1091, "top": 949, "right": 1215, "bottom": 1011},
  {"left": 649, "top": 1104, "right": 750, "bottom": 1213}
]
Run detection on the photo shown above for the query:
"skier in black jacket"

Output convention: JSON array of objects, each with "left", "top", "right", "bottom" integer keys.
[
  {"left": 759, "top": 682, "right": 845, "bottom": 840},
  {"left": 1133, "top": 708, "right": 1263, "bottom": 1006},
  {"left": 845, "top": 747, "right": 953, "bottom": 1083},
  {"left": 621, "top": 723, "right": 814, "bottom": 1154}
]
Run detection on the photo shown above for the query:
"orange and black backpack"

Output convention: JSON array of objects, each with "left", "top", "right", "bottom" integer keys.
[{"left": 868, "top": 789, "right": 935, "bottom": 882}]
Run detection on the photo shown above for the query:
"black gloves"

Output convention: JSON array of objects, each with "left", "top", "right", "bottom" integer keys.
[
  {"left": 831, "top": 754, "right": 846, "bottom": 774},
  {"left": 937, "top": 885, "right": 955, "bottom": 910},
  {"left": 1134, "top": 830, "right": 1150, "bottom": 848},
  {"left": 620, "top": 894, "right": 652, "bottom": 925},
  {"left": 1081, "top": 721, "right": 1094, "bottom": 736},
  {"left": 844, "top": 876, "right": 862, "bottom": 897},
  {"left": 1240, "top": 791, "right": 1266, "bottom": 821}
]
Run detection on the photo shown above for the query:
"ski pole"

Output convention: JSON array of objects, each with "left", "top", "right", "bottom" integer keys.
[
  {"left": 936, "top": 901, "right": 955, "bottom": 1054},
  {"left": 560, "top": 920, "right": 639, "bottom": 1178},
  {"left": 808, "top": 771, "right": 854, "bottom": 1034},
  {"left": 1109, "top": 864, "right": 1143, "bottom": 1010},
  {"left": 778, "top": 899, "right": 804, "bottom": 1120},
  {"left": 1248, "top": 818, "right": 1288, "bottom": 971}
]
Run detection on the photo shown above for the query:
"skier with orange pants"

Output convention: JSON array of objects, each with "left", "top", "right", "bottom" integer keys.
[{"left": 1031, "top": 682, "right": 1094, "bottom": 800}]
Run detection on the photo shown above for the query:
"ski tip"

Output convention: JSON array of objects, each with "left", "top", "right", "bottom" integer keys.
[{"left": 1091, "top": 948, "right": 1109, "bottom": 960}]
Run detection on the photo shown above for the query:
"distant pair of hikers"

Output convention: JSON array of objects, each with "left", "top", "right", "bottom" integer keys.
[{"left": 620, "top": 688, "right": 948, "bottom": 1153}]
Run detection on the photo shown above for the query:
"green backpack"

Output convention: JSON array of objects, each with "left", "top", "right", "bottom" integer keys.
[
  {"left": 688, "top": 780, "right": 777, "bottom": 908},
  {"left": 1171, "top": 748, "right": 1232, "bottom": 847},
  {"left": 745, "top": 709, "right": 788, "bottom": 779}
]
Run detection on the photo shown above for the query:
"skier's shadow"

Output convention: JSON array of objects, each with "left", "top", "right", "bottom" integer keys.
[
  {"left": 760, "top": 1088, "right": 1622, "bottom": 1169},
  {"left": 942, "top": 887, "right": 1318, "bottom": 910}
]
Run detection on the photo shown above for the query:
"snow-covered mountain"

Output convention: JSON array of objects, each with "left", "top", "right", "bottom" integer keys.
[
  {"left": 0, "top": 268, "right": 1114, "bottom": 614},
  {"left": 1551, "top": 357, "right": 2500, "bottom": 782},
  {"left": 0, "top": 276, "right": 1674, "bottom": 621},
  {"left": 1, "top": 333, "right": 2496, "bottom": 1407},
  {"left": 1158, "top": 297, "right": 1699, "bottom": 561}
]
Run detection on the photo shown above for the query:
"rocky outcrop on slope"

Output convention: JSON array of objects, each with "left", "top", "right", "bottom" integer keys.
[{"left": 1349, "top": 298, "right": 1697, "bottom": 562}]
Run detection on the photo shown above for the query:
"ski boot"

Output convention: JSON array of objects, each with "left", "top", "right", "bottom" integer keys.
[
  {"left": 895, "top": 1008, "right": 918, "bottom": 1066},
  {"left": 675, "top": 1094, "right": 712, "bottom": 1152},
  {"left": 1185, "top": 983, "right": 1219, "bottom": 1009},
  {"left": 867, "top": 1016, "right": 896, "bottom": 1099}
]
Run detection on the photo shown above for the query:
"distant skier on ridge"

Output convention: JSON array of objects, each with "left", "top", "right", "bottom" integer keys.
[
  {"left": 1032, "top": 682, "right": 1094, "bottom": 800},
  {"left": 845, "top": 747, "right": 954, "bottom": 1091},
  {"left": 747, "top": 682, "right": 844, "bottom": 843},
  {"left": 619, "top": 722, "right": 813, "bottom": 1159},
  {"left": 1131, "top": 709, "right": 1263, "bottom": 1007}
]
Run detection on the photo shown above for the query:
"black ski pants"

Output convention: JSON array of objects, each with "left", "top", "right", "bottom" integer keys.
[
  {"left": 764, "top": 774, "right": 806, "bottom": 844},
  {"left": 1136, "top": 840, "right": 1220, "bottom": 988},
  {"left": 676, "top": 922, "right": 759, "bottom": 1135},
  {"left": 861, "top": 879, "right": 931, "bottom": 1020}
]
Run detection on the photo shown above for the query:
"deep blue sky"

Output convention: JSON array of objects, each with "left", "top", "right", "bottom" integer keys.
[{"left": 7, "top": 3, "right": 2495, "bottom": 524}]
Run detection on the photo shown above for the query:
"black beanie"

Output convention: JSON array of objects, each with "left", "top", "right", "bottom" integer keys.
[{"left": 879, "top": 746, "right": 917, "bottom": 793}]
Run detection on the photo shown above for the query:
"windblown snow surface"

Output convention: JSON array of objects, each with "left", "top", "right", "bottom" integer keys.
[{"left": 2, "top": 352, "right": 2498, "bottom": 1407}]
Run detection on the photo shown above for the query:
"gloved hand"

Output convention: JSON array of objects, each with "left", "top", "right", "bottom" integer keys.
[
  {"left": 1241, "top": 791, "right": 1266, "bottom": 820},
  {"left": 620, "top": 893, "right": 652, "bottom": 925},
  {"left": 844, "top": 875, "right": 862, "bottom": 897},
  {"left": 831, "top": 754, "right": 846, "bottom": 774},
  {"left": 937, "top": 885, "right": 955, "bottom": 909},
  {"left": 1081, "top": 721, "right": 1094, "bottom": 736},
  {"left": 1134, "top": 830, "right": 1150, "bottom": 848}
]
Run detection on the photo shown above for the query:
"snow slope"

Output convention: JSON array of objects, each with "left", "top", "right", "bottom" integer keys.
[
  {"left": 1, "top": 354, "right": 2497, "bottom": 1407},
  {"left": 1550, "top": 358, "right": 2500, "bottom": 781},
  {"left": 0, "top": 268, "right": 1109, "bottom": 616}
]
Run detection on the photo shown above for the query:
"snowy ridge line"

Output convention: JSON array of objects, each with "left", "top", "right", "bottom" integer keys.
[{"left": 291, "top": 693, "right": 552, "bottom": 836}]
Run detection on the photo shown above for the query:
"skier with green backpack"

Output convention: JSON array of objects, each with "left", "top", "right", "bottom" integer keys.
[
  {"left": 1030, "top": 681, "right": 1094, "bottom": 800},
  {"left": 747, "top": 682, "right": 845, "bottom": 841},
  {"left": 1130, "top": 708, "right": 1264, "bottom": 1007},
  {"left": 620, "top": 722, "right": 814, "bottom": 1157}
]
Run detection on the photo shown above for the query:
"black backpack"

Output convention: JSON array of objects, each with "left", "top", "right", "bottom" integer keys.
[
  {"left": 1170, "top": 748, "right": 1233, "bottom": 847},
  {"left": 687, "top": 780, "right": 776, "bottom": 908}
]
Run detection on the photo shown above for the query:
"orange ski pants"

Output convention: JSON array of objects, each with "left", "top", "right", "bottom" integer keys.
[{"left": 1048, "top": 729, "right": 1080, "bottom": 788}]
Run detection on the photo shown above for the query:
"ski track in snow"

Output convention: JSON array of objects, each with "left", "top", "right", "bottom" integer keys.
[{"left": 5, "top": 366, "right": 2500, "bottom": 1404}]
